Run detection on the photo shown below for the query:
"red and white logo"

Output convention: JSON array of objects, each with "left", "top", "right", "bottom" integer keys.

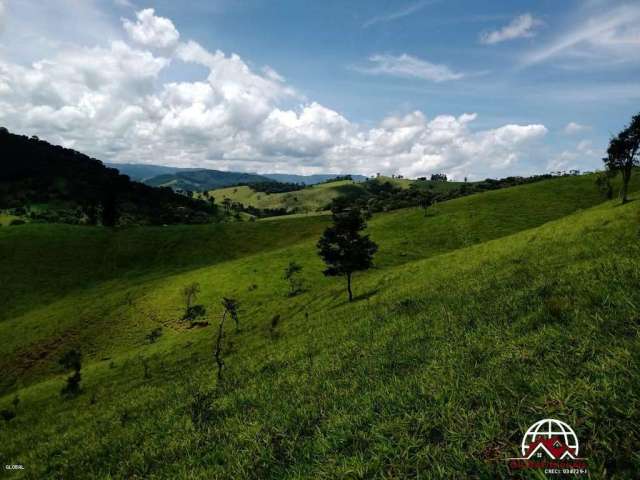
[{"left": 507, "top": 419, "right": 588, "bottom": 475}]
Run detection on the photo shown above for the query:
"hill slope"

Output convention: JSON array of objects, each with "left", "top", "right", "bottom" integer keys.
[
  {"left": 0, "top": 130, "right": 216, "bottom": 225},
  {"left": 144, "top": 169, "right": 271, "bottom": 191},
  {"left": 208, "top": 179, "right": 366, "bottom": 213},
  {"left": 1, "top": 174, "right": 639, "bottom": 478}
]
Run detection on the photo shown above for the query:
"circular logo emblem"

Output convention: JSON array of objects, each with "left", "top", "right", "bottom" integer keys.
[{"left": 521, "top": 418, "right": 579, "bottom": 460}]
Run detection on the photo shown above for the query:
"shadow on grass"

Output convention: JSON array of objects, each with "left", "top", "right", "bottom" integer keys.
[{"left": 332, "top": 288, "right": 379, "bottom": 309}]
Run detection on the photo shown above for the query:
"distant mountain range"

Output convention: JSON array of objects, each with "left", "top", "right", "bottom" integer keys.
[{"left": 107, "top": 163, "right": 368, "bottom": 191}]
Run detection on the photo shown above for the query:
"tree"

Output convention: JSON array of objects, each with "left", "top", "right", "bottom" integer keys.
[
  {"left": 430, "top": 173, "right": 448, "bottom": 182},
  {"left": 603, "top": 113, "right": 640, "bottom": 204},
  {"left": 222, "top": 297, "right": 240, "bottom": 331},
  {"left": 59, "top": 349, "right": 82, "bottom": 397},
  {"left": 182, "top": 283, "right": 200, "bottom": 310},
  {"left": 595, "top": 171, "right": 614, "bottom": 200},
  {"left": 283, "top": 261, "right": 304, "bottom": 297},
  {"left": 214, "top": 297, "right": 239, "bottom": 381},
  {"left": 417, "top": 190, "right": 438, "bottom": 217},
  {"left": 317, "top": 207, "right": 378, "bottom": 302}
]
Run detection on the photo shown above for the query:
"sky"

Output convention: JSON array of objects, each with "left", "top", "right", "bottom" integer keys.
[{"left": 0, "top": 0, "right": 638, "bottom": 179}]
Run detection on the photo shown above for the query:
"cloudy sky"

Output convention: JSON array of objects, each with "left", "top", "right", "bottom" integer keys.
[{"left": 0, "top": 0, "right": 638, "bottom": 179}]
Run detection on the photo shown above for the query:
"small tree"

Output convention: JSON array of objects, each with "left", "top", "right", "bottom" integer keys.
[
  {"left": 417, "top": 190, "right": 438, "bottom": 217},
  {"left": 182, "top": 283, "right": 201, "bottom": 310},
  {"left": 222, "top": 297, "right": 239, "bottom": 331},
  {"left": 595, "top": 171, "right": 614, "bottom": 200},
  {"left": 317, "top": 207, "right": 378, "bottom": 302},
  {"left": 603, "top": 113, "right": 640, "bottom": 204},
  {"left": 214, "top": 297, "right": 239, "bottom": 381},
  {"left": 283, "top": 261, "right": 304, "bottom": 297},
  {"left": 59, "top": 349, "right": 82, "bottom": 397}
]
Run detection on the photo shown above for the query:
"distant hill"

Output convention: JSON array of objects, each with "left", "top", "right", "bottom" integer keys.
[
  {"left": 105, "top": 163, "right": 186, "bottom": 182},
  {"left": 144, "top": 170, "right": 272, "bottom": 191},
  {"left": 0, "top": 129, "right": 216, "bottom": 225},
  {"left": 262, "top": 173, "right": 368, "bottom": 184},
  {"left": 106, "top": 163, "right": 368, "bottom": 188}
]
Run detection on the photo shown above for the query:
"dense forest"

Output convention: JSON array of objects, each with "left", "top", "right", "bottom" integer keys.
[{"left": 0, "top": 129, "right": 217, "bottom": 226}]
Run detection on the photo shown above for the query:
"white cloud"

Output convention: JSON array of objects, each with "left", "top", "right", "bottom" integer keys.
[
  {"left": 122, "top": 8, "right": 179, "bottom": 49},
  {"left": 547, "top": 139, "right": 600, "bottom": 172},
  {"left": 0, "top": 7, "right": 549, "bottom": 179},
  {"left": 564, "top": 122, "right": 590, "bottom": 135},
  {"left": 355, "top": 54, "right": 464, "bottom": 82},
  {"left": 480, "top": 13, "right": 542, "bottom": 45},
  {"left": 523, "top": 4, "right": 640, "bottom": 66},
  {"left": 363, "top": 1, "right": 436, "bottom": 28}
]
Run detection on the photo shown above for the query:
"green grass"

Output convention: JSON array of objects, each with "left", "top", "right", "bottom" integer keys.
[
  {"left": 207, "top": 179, "right": 363, "bottom": 214},
  {"left": 1, "top": 173, "right": 639, "bottom": 478},
  {"left": 0, "top": 213, "right": 27, "bottom": 226},
  {"left": 207, "top": 177, "right": 467, "bottom": 215}
]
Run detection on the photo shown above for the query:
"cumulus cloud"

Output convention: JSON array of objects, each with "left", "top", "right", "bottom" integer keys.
[
  {"left": 355, "top": 54, "right": 464, "bottom": 82},
  {"left": 564, "top": 122, "right": 590, "bottom": 135},
  {"left": 547, "top": 139, "right": 600, "bottom": 172},
  {"left": 123, "top": 8, "right": 179, "bottom": 49},
  {"left": 480, "top": 13, "right": 542, "bottom": 45},
  {"left": 0, "top": 7, "right": 549, "bottom": 179}
]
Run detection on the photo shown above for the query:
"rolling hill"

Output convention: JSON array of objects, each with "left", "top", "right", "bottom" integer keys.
[
  {"left": 207, "top": 179, "right": 364, "bottom": 213},
  {"left": 143, "top": 169, "right": 272, "bottom": 191},
  {"left": 107, "top": 163, "right": 368, "bottom": 190},
  {"left": 1, "top": 172, "right": 639, "bottom": 477},
  {"left": 0, "top": 130, "right": 216, "bottom": 225}
]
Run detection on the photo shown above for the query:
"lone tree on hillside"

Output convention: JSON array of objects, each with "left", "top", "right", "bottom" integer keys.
[
  {"left": 317, "top": 206, "right": 378, "bottom": 302},
  {"left": 283, "top": 261, "right": 304, "bottom": 297},
  {"left": 604, "top": 113, "right": 640, "bottom": 204},
  {"left": 214, "top": 297, "right": 240, "bottom": 381},
  {"left": 59, "top": 349, "right": 82, "bottom": 397},
  {"left": 417, "top": 190, "right": 438, "bottom": 217}
]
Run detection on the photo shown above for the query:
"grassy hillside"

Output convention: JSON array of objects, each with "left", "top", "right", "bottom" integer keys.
[
  {"left": 145, "top": 170, "right": 271, "bottom": 192},
  {"left": 207, "top": 179, "right": 364, "bottom": 213},
  {"left": 1, "top": 174, "right": 639, "bottom": 478}
]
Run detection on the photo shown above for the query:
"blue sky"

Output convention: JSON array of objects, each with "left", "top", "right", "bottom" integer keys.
[{"left": 0, "top": 0, "right": 638, "bottom": 178}]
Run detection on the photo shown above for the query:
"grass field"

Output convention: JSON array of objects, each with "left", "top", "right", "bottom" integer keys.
[
  {"left": 206, "top": 180, "right": 363, "bottom": 213},
  {"left": 1, "top": 173, "right": 639, "bottom": 478},
  {"left": 207, "top": 177, "right": 467, "bottom": 215}
]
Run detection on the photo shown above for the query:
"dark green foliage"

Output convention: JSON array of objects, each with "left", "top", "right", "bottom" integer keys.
[
  {"left": 9, "top": 219, "right": 25, "bottom": 226},
  {"left": 596, "top": 171, "right": 615, "bottom": 199},
  {"left": 145, "top": 327, "right": 163, "bottom": 344},
  {"left": 100, "top": 191, "right": 119, "bottom": 227},
  {"left": 222, "top": 297, "right": 240, "bottom": 331},
  {"left": 603, "top": 112, "right": 640, "bottom": 203},
  {"left": 247, "top": 181, "right": 305, "bottom": 194},
  {"left": 1, "top": 409, "right": 16, "bottom": 422},
  {"left": 0, "top": 129, "right": 217, "bottom": 224},
  {"left": 59, "top": 349, "right": 82, "bottom": 397},
  {"left": 59, "top": 349, "right": 82, "bottom": 372},
  {"left": 430, "top": 173, "right": 448, "bottom": 182},
  {"left": 182, "top": 282, "right": 200, "bottom": 310},
  {"left": 317, "top": 207, "right": 378, "bottom": 301},
  {"left": 182, "top": 305, "right": 207, "bottom": 323},
  {"left": 329, "top": 174, "right": 557, "bottom": 215}
]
